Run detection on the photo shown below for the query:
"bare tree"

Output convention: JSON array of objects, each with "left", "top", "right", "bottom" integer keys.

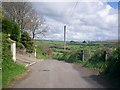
[
  {"left": 2, "top": 2, "right": 33, "bottom": 34},
  {"left": 26, "top": 10, "right": 49, "bottom": 39},
  {"left": 2, "top": 2, "right": 49, "bottom": 39}
]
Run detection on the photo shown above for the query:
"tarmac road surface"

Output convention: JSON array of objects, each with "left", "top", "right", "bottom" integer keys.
[{"left": 12, "top": 60, "right": 111, "bottom": 88}]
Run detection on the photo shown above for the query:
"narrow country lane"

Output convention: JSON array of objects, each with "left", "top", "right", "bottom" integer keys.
[{"left": 12, "top": 60, "right": 111, "bottom": 88}]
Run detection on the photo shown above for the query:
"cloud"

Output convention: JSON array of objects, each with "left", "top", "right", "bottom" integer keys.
[{"left": 32, "top": 1, "right": 118, "bottom": 41}]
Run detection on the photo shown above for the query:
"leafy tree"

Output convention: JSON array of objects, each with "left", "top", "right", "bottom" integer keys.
[
  {"left": 2, "top": 18, "right": 20, "bottom": 42},
  {"left": 21, "top": 32, "right": 34, "bottom": 53},
  {"left": 10, "top": 23, "right": 20, "bottom": 42},
  {"left": 82, "top": 41, "right": 86, "bottom": 43},
  {"left": 70, "top": 41, "right": 75, "bottom": 43},
  {"left": 2, "top": 18, "right": 13, "bottom": 34}
]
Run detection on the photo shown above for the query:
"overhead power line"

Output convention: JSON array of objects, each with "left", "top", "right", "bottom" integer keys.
[{"left": 67, "top": 0, "right": 79, "bottom": 26}]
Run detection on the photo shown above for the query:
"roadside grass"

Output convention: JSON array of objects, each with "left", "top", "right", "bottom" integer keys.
[
  {"left": 75, "top": 60, "right": 86, "bottom": 65},
  {"left": 36, "top": 47, "right": 53, "bottom": 60},
  {"left": 0, "top": 69, "right": 2, "bottom": 89},
  {"left": 36, "top": 47, "right": 46, "bottom": 59},
  {"left": 2, "top": 60, "right": 27, "bottom": 88},
  {"left": 83, "top": 61, "right": 106, "bottom": 69}
]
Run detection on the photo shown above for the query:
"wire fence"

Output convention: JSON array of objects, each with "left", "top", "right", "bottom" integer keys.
[{"left": 75, "top": 47, "right": 115, "bottom": 62}]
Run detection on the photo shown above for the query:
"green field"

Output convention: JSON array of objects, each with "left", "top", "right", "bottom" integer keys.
[
  {"left": 35, "top": 39, "right": 117, "bottom": 52},
  {"left": 34, "top": 39, "right": 118, "bottom": 60}
]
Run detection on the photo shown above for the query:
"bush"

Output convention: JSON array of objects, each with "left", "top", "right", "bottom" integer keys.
[
  {"left": 83, "top": 49, "right": 108, "bottom": 69},
  {"left": 21, "top": 32, "right": 34, "bottom": 53},
  {"left": 10, "top": 23, "right": 20, "bottom": 42},
  {"left": 57, "top": 50, "right": 80, "bottom": 63},
  {"left": 103, "top": 47, "right": 120, "bottom": 79},
  {"left": 2, "top": 18, "right": 13, "bottom": 34},
  {"left": 17, "top": 42, "right": 25, "bottom": 49},
  {"left": 2, "top": 18, "right": 20, "bottom": 42},
  {"left": 2, "top": 33, "right": 12, "bottom": 61}
]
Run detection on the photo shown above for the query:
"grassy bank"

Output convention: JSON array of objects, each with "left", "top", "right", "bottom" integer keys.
[
  {"left": 2, "top": 60, "right": 27, "bottom": 87},
  {"left": 2, "top": 33, "right": 27, "bottom": 88},
  {"left": 0, "top": 70, "right": 1, "bottom": 89},
  {"left": 0, "top": 32, "right": 2, "bottom": 89}
]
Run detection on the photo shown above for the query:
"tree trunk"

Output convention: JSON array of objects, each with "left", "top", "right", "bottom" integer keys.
[{"left": 32, "top": 32, "right": 35, "bottom": 39}]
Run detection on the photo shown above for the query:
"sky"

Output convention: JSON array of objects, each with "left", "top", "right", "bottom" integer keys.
[{"left": 32, "top": 1, "right": 118, "bottom": 41}]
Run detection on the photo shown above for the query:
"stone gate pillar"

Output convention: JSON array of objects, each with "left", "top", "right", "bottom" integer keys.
[
  {"left": 9, "top": 38, "right": 16, "bottom": 62},
  {"left": 11, "top": 41, "right": 16, "bottom": 62},
  {"left": 35, "top": 48, "right": 36, "bottom": 58}
]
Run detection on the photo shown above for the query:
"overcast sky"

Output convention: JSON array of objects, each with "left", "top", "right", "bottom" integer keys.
[{"left": 32, "top": 1, "right": 118, "bottom": 41}]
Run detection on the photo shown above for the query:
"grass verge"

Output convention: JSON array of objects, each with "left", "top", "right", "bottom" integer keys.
[
  {"left": 2, "top": 60, "right": 27, "bottom": 88},
  {"left": 36, "top": 47, "right": 53, "bottom": 60}
]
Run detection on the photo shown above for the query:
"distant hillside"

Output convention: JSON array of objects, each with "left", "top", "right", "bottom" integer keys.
[
  {"left": 98, "top": 40, "right": 119, "bottom": 42},
  {"left": 35, "top": 39, "right": 119, "bottom": 43}
]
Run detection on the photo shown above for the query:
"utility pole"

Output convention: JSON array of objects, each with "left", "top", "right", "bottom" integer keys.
[{"left": 64, "top": 25, "right": 66, "bottom": 51}]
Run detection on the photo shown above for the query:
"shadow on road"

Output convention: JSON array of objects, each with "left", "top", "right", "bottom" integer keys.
[{"left": 72, "top": 64, "right": 113, "bottom": 88}]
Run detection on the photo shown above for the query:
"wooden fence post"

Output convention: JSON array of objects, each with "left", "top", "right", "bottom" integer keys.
[
  {"left": 89, "top": 50, "right": 91, "bottom": 59},
  {"left": 82, "top": 50, "right": 84, "bottom": 62},
  {"left": 105, "top": 51, "right": 107, "bottom": 61}
]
